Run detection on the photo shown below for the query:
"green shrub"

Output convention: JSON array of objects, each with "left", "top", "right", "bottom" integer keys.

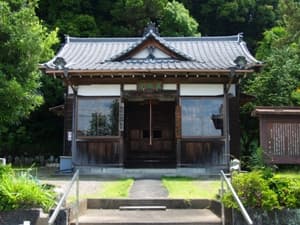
[
  {"left": 222, "top": 170, "right": 300, "bottom": 210},
  {"left": 269, "top": 176, "right": 300, "bottom": 208},
  {"left": 0, "top": 165, "right": 56, "bottom": 212},
  {"left": 249, "top": 147, "right": 266, "bottom": 169},
  {"left": 0, "top": 164, "right": 14, "bottom": 178},
  {"left": 222, "top": 171, "right": 279, "bottom": 210}
]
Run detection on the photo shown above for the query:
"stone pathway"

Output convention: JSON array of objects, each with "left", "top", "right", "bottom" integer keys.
[{"left": 129, "top": 179, "right": 168, "bottom": 198}]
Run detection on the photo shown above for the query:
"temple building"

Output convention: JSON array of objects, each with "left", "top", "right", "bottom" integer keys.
[{"left": 41, "top": 24, "right": 261, "bottom": 172}]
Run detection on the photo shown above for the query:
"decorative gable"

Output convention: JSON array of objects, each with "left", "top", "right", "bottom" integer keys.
[
  {"left": 110, "top": 23, "right": 194, "bottom": 62},
  {"left": 131, "top": 45, "right": 171, "bottom": 59}
]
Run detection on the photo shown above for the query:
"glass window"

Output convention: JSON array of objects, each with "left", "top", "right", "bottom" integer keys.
[
  {"left": 181, "top": 97, "right": 223, "bottom": 137},
  {"left": 77, "top": 98, "right": 119, "bottom": 136}
]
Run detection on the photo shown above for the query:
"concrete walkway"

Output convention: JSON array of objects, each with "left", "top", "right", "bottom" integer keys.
[{"left": 129, "top": 179, "right": 168, "bottom": 198}]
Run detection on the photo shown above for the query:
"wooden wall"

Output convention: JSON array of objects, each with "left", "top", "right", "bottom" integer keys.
[
  {"left": 180, "top": 140, "right": 225, "bottom": 166},
  {"left": 74, "top": 139, "right": 121, "bottom": 166},
  {"left": 260, "top": 115, "right": 300, "bottom": 164}
]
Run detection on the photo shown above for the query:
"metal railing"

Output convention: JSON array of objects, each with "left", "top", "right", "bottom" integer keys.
[
  {"left": 14, "top": 167, "right": 38, "bottom": 179},
  {"left": 220, "top": 170, "right": 253, "bottom": 225},
  {"left": 48, "top": 169, "right": 79, "bottom": 225}
]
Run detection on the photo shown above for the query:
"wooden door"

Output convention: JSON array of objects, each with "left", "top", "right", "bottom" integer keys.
[{"left": 125, "top": 101, "right": 176, "bottom": 167}]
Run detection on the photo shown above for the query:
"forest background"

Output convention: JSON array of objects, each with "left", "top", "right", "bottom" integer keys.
[{"left": 0, "top": 0, "right": 299, "bottom": 163}]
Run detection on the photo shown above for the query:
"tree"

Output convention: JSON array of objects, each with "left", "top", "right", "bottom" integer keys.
[
  {"left": 160, "top": 0, "right": 199, "bottom": 36},
  {"left": 179, "top": 0, "right": 279, "bottom": 50},
  {"left": 240, "top": 0, "right": 300, "bottom": 163},
  {"left": 111, "top": 0, "right": 167, "bottom": 36},
  {"left": 0, "top": 0, "right": 58, "bottom": 131},
  {"left": 244, "top": 0, "right": 300, "bottom": 106},
  {"left": 38, "top": 0, "right": 100, "bottom": 38},
  {"left": 110, "top": 0, "right": 199, "bottom": 36},
  {"left": 245, "top": 47, "right": 299, "bottom": 106}
]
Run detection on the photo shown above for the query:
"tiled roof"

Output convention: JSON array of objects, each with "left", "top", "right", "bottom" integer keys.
[{"left": 43, "top": 33, "right": 261, "bottom": 72}]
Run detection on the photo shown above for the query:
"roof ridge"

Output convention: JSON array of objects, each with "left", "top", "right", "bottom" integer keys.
[
  {"left": 68, "top": 37, "right": 140, "bottom": 42},
  {"left": 66, "top": 34, "right": 240, "bottom": 43}
]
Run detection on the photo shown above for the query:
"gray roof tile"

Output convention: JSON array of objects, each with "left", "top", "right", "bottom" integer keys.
[{"left": 44, "top": 33, "right": 261, "bottom": 72}]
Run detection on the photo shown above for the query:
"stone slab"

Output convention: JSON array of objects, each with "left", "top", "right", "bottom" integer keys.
[{"left": 71, "top": 209, "right": 221, "bottom": 225}]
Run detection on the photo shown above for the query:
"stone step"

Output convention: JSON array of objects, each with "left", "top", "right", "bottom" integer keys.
[
  {"left": 76, "top": 167, "right": 220, "bottom": 178},
  {"left": 70, "top": 209, "right": 222, "bottom": 225},
  {"left": 87, "top": 199, "right": 221, "bottom": 211},
  {"left": 119, "top": 206, "right": 167, "bottom": 211}
]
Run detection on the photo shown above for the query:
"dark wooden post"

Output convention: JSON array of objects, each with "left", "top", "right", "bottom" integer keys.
[
  {"left": 149, "top": 100, "right": 152, "bottom": 145},
  {"left": 71, "top": 90, "right": 78, "bottom": 165},
  {"left": 175, "top": 92, "right": 181, "bottom": 167},
  {"left": 223, "top": 87, "right": 230, "bottom": 168},
  {"left": 119, "top": 89, "right": 125, "bottom": 166}
]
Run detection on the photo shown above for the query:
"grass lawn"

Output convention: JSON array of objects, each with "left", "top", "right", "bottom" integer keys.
[
  {"left": 67, "top": 178, "right": 134, "bottom": 203},
  {"left": 99, "top": 178, "right": 134, "bottom": 198},
  {"left": 162, "top": 176, "right": 220, "bottom": 199},
  {"left": 275, "top": 171, "right": 300, "bottom": 180}
]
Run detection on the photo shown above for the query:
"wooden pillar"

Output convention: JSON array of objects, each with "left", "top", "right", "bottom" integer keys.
[
  {"left": 223, "top": 89, "right": 230, "bottom": 168},
  {"left": 149, "top": 100, "right": 152, "bottom": 145},
  {"left": 63, "top": 95, "right": 73, "bottom": 156},
  {"left": 176, "top": 139, "right": 181, "bottom": 167},
  {"left": 119, "top": 99, "right": 125, "bottom": 167},
  {"left": 175, "top": 85, "right": 181, "bottom": 167},
  {"left": 71, "top": 91, "right": 78, "bottom": 165}
]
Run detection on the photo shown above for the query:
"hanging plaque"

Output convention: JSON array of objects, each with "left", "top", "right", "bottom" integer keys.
[
  {"left": 137, "top": 82, "right": 162, "bottom": 92},
  {"left": 119, "top": 102, "right": 124, "bottom": 131}
]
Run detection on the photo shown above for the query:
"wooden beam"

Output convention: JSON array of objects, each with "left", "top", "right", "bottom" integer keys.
[
  {"left": 44, "top": 68, "right": 255, "bottom": 76},
  {"left": 58, "top": 77, "right": 241, "bottom": 85}
]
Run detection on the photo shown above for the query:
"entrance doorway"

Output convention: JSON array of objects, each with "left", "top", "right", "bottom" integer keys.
[{"left": 124, "top": 100, "right": 176, "bottom": 168}]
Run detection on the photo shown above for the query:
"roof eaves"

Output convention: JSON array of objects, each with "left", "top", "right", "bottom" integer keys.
[
  {"left": 44, "top": 67, "right": 256, "bottom": 75},
  {"left": 239, "top": 41, "right": 262, "bottom": 65},
  {"left": 252, "top": 106, "right": 300, "bottom": 117}
]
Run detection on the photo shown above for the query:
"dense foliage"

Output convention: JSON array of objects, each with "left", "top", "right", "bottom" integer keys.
[
  {"left": 0, "top": 0, "right": 60, "bottom": 157},
  {"left": 0, "top": 165, "right": 56, "bottom": 212},
  {"left": 37, "top": 0, "right": 200, "bottom": 37},
  {"left": 0, "top": 0, "right": 58, "bottom": 128},
  {"left": 244, "top": 0, "right": 300, "bottom": 106},
  {"left": 181, "top": 0, "right": 279, "bottom": 49},
  {"left": 37, "top": 0, "right": 279, "bottom": 49},
  {"left": 240, "top": 0, "right": 300, "bottom": 161},
  {"left": 222, "top": 170, "right": 300, "bottom": 210}
]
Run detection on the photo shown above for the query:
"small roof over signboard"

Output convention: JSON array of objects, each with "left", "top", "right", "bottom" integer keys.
[
  {"left": 252, "top": 106, "right": 300, "bottom": 117},
  {"left": 42, "top": 24, "right": 262, "bottom": 75}
]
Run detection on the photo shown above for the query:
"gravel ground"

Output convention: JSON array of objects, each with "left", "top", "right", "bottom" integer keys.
[
  {"left": 36, "top": 167, "right": 219, "bottom": 201},
  {"left": 37, "top": 168, "right": 169, "bottom": 200},
  {"left": 37, "top": 167, "right": 113, "bottom": 201}
]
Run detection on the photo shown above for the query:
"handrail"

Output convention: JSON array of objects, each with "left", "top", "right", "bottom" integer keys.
[
  {"left": 220, "top": 170, "right": 253, "bottom": 225},
  {"left": 48, "top": 169, "right": 79, "bottom": 225}
]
